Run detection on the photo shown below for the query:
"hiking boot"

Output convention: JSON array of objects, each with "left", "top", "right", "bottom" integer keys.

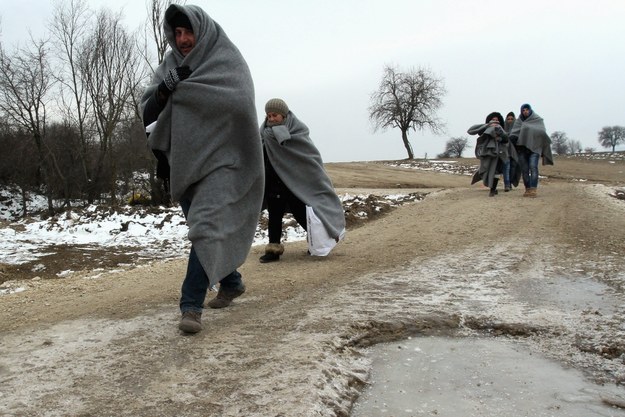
[
  {"left": 259, "top": 243, "right": 284, "bottom": 263},
  {"left": 523, "top": 188, "right": 531, "bottom": 197},
  {"left": 504, "top": 186, "right": 511, "bottom": 192},
  {"left": 489, "top": 189, "right": 498, "bottom": 197},
  {"left": 179, "top": 311, "right": 202, "bottom": 334},
  {"left": 528, "top": 188, "right": 537, "bottom": 198},
  {"left": 207, "top": 283, "right": 246, "bottom": 309},
  {"left": 259, "top": 252, "right": 280, "bottom": 263}
]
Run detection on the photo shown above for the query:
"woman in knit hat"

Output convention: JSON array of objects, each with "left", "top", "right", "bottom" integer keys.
[{"left": 259, "top": 98, "right": 345, "bottom": 263}]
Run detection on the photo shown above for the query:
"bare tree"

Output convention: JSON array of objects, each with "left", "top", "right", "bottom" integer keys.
[
  {"left": 138, "top": 0, "right": 186, "bottom": 71},
  {"left": 80, "top": 9, "right": 144, "bottom": 205},
  {"left": 50, "top": 0, "right": 96, "bottom": 202},
  {"left": 550, "top": 131, "right": 569, "bottom": 155},
  {"left": 441, "top": 136, "right": 468, "bottom": 158},
  {"left": 0, "top": 122, "right": 39, "bottom": 216},
  {"left": 369, "top": 65, "right": 446, "bottom": 159},
  {"left": 0, "top": 38, "right": 56, "bottom": 214},
  {"left": 1, "top": 2, "right": 164, "bottom": 208},
  {"left": 147, "top": 0, "right": 173, "bottom": 65},
  {"left": 44, "top": 121, "right": 84, "bottom": 207},
  {"left": 598, "top": 126, "right": 625, "bottom": 153},
  {"left": 568, "top": 139, "right": 582, "bottom": 154}
]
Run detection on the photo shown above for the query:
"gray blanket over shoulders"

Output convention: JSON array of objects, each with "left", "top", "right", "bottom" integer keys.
[
  {"left": 509, "top": 112, "right": 554, "bottom": 165},
  {"left": 260, "top": 113, "right": 345, "bottom": 240},
  {"left": 468, "top": 123, "right": 516, "bottom": 187},
  {"left": 140, "top": 5, "right": 264, "bottom": 285}
]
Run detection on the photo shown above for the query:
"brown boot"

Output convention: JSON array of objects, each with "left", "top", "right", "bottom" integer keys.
[
  {"left": 523, "top": 188, "right": 531, "bottom": 197},
  {"left": 179, "top": 310, "right": 202, "bottom": 333},
  {"left": 528, "top": 188, "right": 537, "bottom": 198},
  {"left": 207, "top": 283, "right": 246, "bottom": 309},
  {"left": 259, "top": 243, "right": 284, "bottom": 263}
]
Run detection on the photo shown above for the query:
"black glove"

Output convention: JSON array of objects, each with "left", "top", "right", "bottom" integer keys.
[{"left": 162, "top": 65, "right": 193, "bottom": 92}]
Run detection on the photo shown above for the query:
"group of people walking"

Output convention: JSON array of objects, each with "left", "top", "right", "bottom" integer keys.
[
  {"left": 140, "top": 3, "right": 557, "bottom": 335},
  {"left": 140, "top": 4, "right": 344, "bottom": 333},
  {"left": 468, "top": 104, "right": 554, "bottom": 197}
]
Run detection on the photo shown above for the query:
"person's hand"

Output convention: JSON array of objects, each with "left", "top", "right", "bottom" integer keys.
[{"left": 163, "top": 66, "right": 193, "bottom": 92}]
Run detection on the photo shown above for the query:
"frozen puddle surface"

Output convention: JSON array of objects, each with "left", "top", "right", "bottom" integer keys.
[{"left": 352, "top": 336, "right": 625, "bottom": 417}]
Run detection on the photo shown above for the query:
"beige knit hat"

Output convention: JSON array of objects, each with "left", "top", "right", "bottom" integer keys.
[{"left": 265, "top": 98, "right": 289, "bottom": 117}]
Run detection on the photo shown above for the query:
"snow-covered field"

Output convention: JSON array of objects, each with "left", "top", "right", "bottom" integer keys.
[{"left": 0, "top": 186, "right": 425, "bottom": 286}]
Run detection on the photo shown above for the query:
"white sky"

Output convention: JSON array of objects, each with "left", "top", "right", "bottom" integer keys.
[{"left": 1, "top": 0, "right": 625, "bottom": 161}]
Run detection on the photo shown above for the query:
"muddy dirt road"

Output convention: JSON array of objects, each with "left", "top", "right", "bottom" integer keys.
[{"left": 1, "top": 156, "right": 624, "bottom": 416}]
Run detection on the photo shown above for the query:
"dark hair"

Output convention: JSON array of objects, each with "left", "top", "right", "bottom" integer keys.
[
  {"left": 485, "top": 112, "right": 504, "bottom": 126},
  {"left": 520, "top": 103, "right": 533, "bottom": 120}
]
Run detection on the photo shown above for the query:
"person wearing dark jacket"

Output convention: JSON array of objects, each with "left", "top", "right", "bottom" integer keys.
[
  {"left": 468, "top": 112, "right": 511, "bottom": 197},
  {"left": 508, "top": 104, "right": 554, "bottom": 197},
  {"left": 140, "top": 5, "right": 264, "bottom": 333},
  {"left": 259, "top": 98, "right": 345, "bottom": 263}
]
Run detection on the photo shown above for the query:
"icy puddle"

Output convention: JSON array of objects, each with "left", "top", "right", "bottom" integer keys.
[{"left": 351, "top": 336, "right": 625, "bottom": 417}]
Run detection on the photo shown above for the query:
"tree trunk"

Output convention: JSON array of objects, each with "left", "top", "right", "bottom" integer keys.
[
  {"left": 401, "top": 129, "right": 414, "bottom": 159},
  {"left": 20, "top": 187, "right": 28, "bottom": 218}
]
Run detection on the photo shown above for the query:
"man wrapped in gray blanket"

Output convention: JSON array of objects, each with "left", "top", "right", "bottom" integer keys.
[
  {"left": 508, "top": 103, "right": 554, "bottom": 198},
  {"left": 140, "top": 4, "right": 264, "bottom": 334}
]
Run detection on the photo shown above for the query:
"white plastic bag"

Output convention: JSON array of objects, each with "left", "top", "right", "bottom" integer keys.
[
  {"left": 145, "top": 120, "right": 157, "bottom": 134},
  {"left": 306, "top": 205, "right": 344, "bottom": 256}
]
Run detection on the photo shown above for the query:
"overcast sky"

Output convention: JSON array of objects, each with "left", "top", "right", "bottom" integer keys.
[{"left": 2, "top": 0, "right": 625, "bottom": 162}]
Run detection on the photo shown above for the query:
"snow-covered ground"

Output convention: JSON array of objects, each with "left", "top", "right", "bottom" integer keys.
[
  {"left": 0, "top": 194, "right": 422, "bottom": 263},
  {"left": 0, "top": 160, "right": 474, "bottom": 271},
  {"left": 0, "top": 188, "right": 428, "bottom": 290}
]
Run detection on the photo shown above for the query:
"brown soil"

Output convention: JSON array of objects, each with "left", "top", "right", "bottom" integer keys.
[{"left": 1, "top": 156, "right": 624, "bottom": 416}]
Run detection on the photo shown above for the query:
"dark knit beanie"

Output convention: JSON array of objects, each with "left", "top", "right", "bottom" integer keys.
[
  {"left": 265, "top": 98, "right": 289, "bottom": 117},
  {"left": 485, "top": 111, "right": 504, "bottom": 126},
  {"left": 167, "top": 8, "right": 192, "bottom": 31}
]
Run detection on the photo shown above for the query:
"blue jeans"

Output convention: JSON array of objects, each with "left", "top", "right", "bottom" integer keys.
[
  {"left": 518, "top": 149, "right": 540, "bottom": 189},
  {"left": 502, "top": 158, "right": 511, "bottom": 188},
  {"left": 179, "top": 198, "right": 243, "bottom": 313}
]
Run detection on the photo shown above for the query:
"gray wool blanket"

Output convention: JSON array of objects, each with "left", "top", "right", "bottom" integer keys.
[
  {"left": 140, "top": 5, "right": 264, "bottom": 286},
  {"left": 468, "top": 123, "right": 516, "bottom": 187},
  {"left": 509, "top": 112, "right": 554, "bottom": 165},
  {"left": 260, "top": 113, "right": 345, "bottom": 240}
]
